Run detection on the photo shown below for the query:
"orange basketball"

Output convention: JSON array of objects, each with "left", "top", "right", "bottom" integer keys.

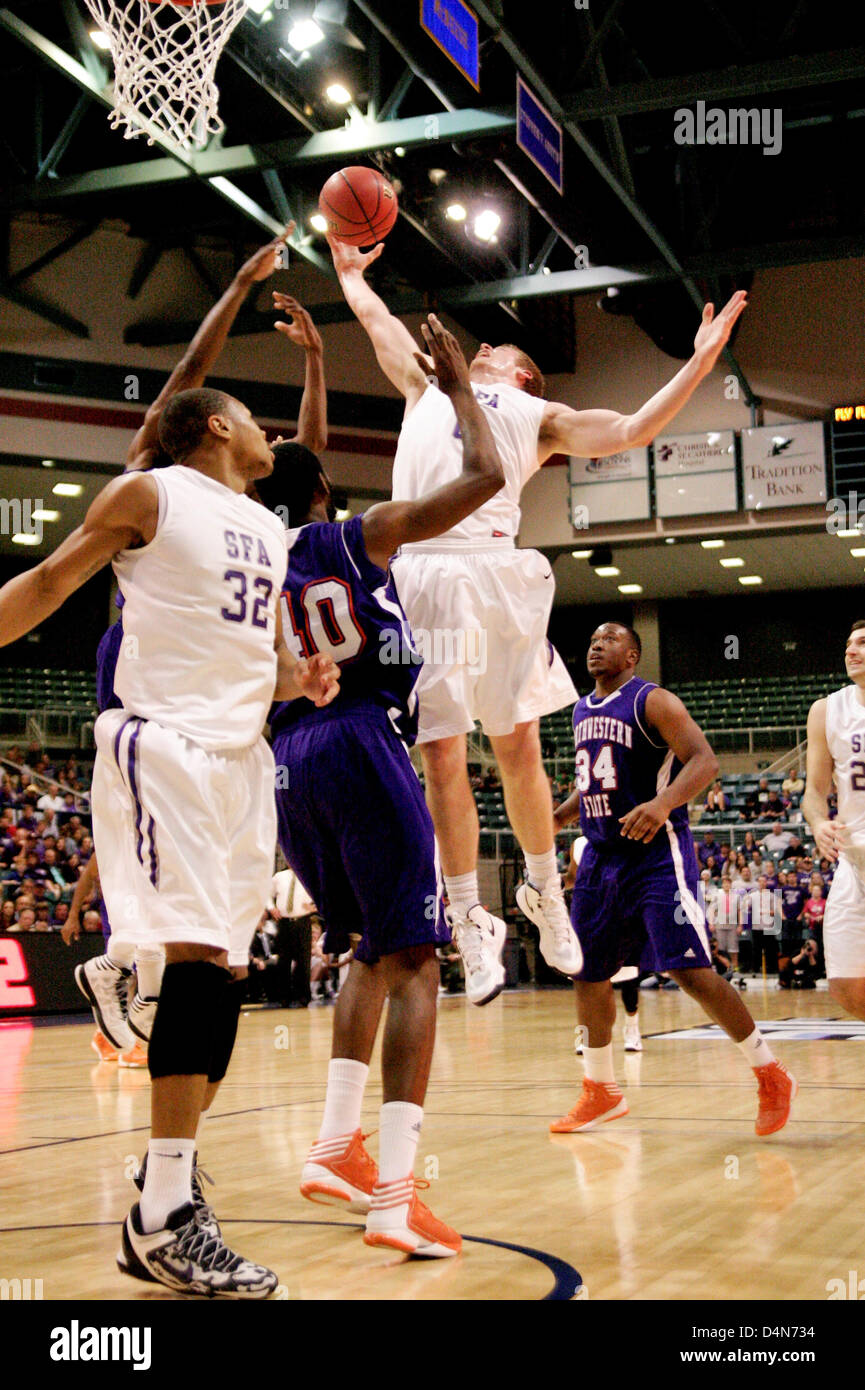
[{"left": 318, "top": 166, "right": 399, "bottom": 247}]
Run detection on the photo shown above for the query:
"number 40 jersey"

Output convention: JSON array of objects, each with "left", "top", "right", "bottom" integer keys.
[{"left": 269, "top": 515, "right": 421, "bottom": 745}]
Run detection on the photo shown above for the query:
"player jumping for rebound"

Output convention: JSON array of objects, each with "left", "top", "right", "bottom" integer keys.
[
  {"left": 329, "top": 234, "right": 748, "bottom": 1005},
  {"left": 257, "top": 315, "right": 503, "bottom": 1256},
  {"left": 0, "top": 387, "right": 338, "bottom": 1297},
  {"left": 552, "top": 622, "right": 796, "bottom": 1135},
  {"left": 803, "top": 620, "right": 865, "bottom": 1023}
]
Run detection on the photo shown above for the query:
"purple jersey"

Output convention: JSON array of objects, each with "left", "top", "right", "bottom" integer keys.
[
  {"left": 573, "top": 676, "right": 690, "bottom": 859},
  {"left": 269, "top": 515, "right": 420, "bottom": 744}
]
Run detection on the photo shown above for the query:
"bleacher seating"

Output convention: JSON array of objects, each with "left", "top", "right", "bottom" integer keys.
[
  {"left": 665, "top": 673, "right": 844, "bottom": 730},
  {"left": 0, "top": 669, "right": 97, "bottom": 711}
]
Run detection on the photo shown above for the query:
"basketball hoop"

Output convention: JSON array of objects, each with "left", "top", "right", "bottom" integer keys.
[{"left": 82, "top": 0, "right": 249, "bottom": 151}]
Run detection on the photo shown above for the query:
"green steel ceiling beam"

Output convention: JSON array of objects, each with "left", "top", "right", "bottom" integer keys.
[{"left": 561, "top": 48, "right": 865, "bottom": 120}]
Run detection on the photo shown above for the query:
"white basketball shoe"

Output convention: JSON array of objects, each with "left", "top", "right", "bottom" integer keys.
[
  {"left": 75, "top": 956, "right": 135, "bottom": 1052},
  {"left": 445, "top": 905, "right": 506, "bottom": 1006},
  {"left": 515, "top": 879, "right": 583, "bottom": 977}
]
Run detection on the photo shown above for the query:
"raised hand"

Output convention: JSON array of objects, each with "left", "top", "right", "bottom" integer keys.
[
  {"left": 693, "top": 289, "right": 748, "bottom": 370},
  {"left": 297, "top": 652, "right": 340, "bottom": 708},
  {"left": 327, "top": 233, "right": 385, "bottom": 278},
  {"left": 413, "top": 314, "right": 467, "bottom": 395},
  {"left": 236, "top": 223, "right": 295, "bottom": 286},
  {"left": 272, "top": 294, "right": 323, "bottom": 354}
]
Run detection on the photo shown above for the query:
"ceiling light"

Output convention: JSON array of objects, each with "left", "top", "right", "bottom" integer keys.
[
  {"left": 542, "top": 266, "right": 551, "bottom": 276},
  {"left": 326, "top": 83, "right": 352, "bottom": 104},
  {"left": 665, "top": 537, "right": 676, "bottom": 544},
  {"left": 31, "top": 510, "right": 59, "bottom": 522},
  {"left": 739, "top": 575, "right": 763, "bottom": 586},
  {"left": 446, "top": 202, "right": 467, "bottom": 222},
  {"left": 720, "top": 557, "right": 745, "bottom": 568},
  {"left": 89, "top": 28, "right": 111, "bottom": 50},
  {"left": 394, "top": 146, "right": 406, "bottom": 157},
  {"left": 473, "top": 209, "right": 501, "bottom": 242},
  {"left": 428, "top": 168, "right": 447, "bottom": 185},
  {"left": 41, "top": 459, "right": 54, "bottom": 468},
  {"left": 837, "top": 529, "right": 862, "bottom": 538},
  {"left": 618, "top": 584, "right": 643, "bottom": 594},
  {"left": 309, "top": 213, "right": 328, "bottom": 233},
  {"left": 12, "top": 533, "right": 40, "bottom": 546},
  {"left": 851, "top": 548, "right": 865, "bottom": 557},
  {"left": 334, "top": 508, "right": 351, "bottom": 522},
  {"left": 571, "top": 550, "right": 591, "bottom": 559},
  {"left": 52, "top": 483, "right": 82, "bottom": 497},
  {"left": 287, "top": 18, "right": 324, "bottom": 50},
  {"left": 595, "top": 566, "right": 620, "bottom": 578},
  {"left": 701, "top": 539, "right": 725, "bottom": 549}
]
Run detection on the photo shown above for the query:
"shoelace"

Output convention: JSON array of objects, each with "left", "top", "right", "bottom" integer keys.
[
  {"left": 537, "top": 889, "right": 574, "bottom": 947},
  {"left": 170, "top": 1209, "right": 249, "bottom": 1273},
  {"left": 453, "top": 920, "right": 484, "bottom": 974},
  {"left": 191, "top": 1164, "right": 219, "bottom": 1228}
]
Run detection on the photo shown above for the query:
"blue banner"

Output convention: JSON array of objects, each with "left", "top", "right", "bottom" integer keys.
[
  {"left": 420, "top": 0, "right": 480, "bottom": 90},
  {"left": 517, "top": 76, "right": 564, "bottom": 193}
]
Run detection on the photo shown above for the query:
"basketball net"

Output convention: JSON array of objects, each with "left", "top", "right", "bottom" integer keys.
[{"left": 83, "top": 0, "right": 248, "bottom": 151}]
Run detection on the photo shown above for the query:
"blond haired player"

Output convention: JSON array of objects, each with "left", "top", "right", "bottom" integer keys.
[
  {"left": 803, "top": 620, "right": 865, "bottom": 1017},
  {"left": 328, "top": 234, "right": 748, "bottom": 1004}
]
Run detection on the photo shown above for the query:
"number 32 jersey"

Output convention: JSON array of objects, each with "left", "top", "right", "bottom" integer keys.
[
  {"left": 269, "top": 515, "right": 421, "bottom": 745},
  {"left": 573, "top": 675, "right": 690, "bottom": 860}
]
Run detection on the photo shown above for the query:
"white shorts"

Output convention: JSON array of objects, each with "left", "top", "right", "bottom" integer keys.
[
  {"left": 823, "top": 856, "right": 865, "bottom": 978},
  {"left": 91, "top": 709, "right": 276, "bottom": 967},
  {"left": 390, "top": 544, "right": 577, "bottom": 742}
]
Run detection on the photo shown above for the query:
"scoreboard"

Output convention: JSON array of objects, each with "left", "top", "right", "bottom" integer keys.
[{"left": 831, "top": 404, "right": 865, "bottom": 516}]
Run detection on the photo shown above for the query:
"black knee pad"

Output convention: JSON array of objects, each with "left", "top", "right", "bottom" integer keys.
[
  {"left": 208, "top": 978, "right": 245, "bottom": 1084},
  {"left": 148, "top": 960, "right": 230, "bottom": 1079}
]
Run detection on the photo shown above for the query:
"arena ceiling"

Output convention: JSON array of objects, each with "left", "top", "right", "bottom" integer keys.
[{"left": 0, "top": 0, "right": 863, "bottom": 390}]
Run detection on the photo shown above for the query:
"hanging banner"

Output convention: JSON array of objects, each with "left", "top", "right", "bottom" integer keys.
[
  {"left": 569, "top": 449, "right": 651, "bottom": 526},
  {"left": 654, "top": 429, "right": 737, "bottom": 517},
  {"left": 742, "top": 423, "right": 827, "bottom": 510}
]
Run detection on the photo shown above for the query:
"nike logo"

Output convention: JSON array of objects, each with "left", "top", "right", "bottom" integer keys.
[{"left": 154, "top": 1151, "right": 185, "bottom": 1159}]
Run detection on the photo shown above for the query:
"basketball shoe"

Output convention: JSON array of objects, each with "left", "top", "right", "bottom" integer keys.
[
  {"left": 130, "top": 1150, "right": 220, "bottom": 1239},
  {"left": 90, "top": 1029, "right": 119, "bottom": 1062},
  {"left": 128, "top": 992, "right": 158, "bottom": 1042},
  {"left": 75, "top": 956, "right": 135, "bottom": 1051},
  {"left": 118, "top": 1202, "right": 278, "bottom": 1298},
  {"left": 445, "top": 904, "right": 506, "bottom": 1005},
  {"left": 118, "top": 1041, "right": 148, "bottom": 1068},
  {"left": 623, "top": 1022, "right": 642, "bottom": 1052},
  {"left": 300, "top": 1129, "right": 378, "bottom": 1214},
  {"left": 515, "top": 880, "right": 583, "bottom": 977},
  {"left": 550, "top": 1079, "right": 629, "bottom": 1132},
  {"left": 364, "top": 1177, "right": 461, "bottom": 1258},
  {"left": 754, "top": 1060, "right": 797, "bottom": 1136}
]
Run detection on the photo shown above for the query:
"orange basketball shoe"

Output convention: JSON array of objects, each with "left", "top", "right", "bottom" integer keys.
[
  {"left": 91, "top": 1029, "right": 119, "bottom": 1062},
  {"left": 300, "top": 1129, "right": 378, "bottom": 1214},
  {"left": 364, "top": 1177, "right": 461, "bottom": 1258},
  {"left": 550, "top": 1078, "right": 629, "bottom": 1132},
  {"left": 119, "top": 1041, "right": 148, "bottom": 1069},
  {"left": 754, "top": 1061, "right": 797, "bottom": 1136}
]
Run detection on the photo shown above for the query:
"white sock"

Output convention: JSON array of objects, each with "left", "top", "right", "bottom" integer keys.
[
  {"left": 444, "top": 872, "right": 479, "bottom": 916},
  {"left": 134, "top": 946, "right": 165, "bottom": 999},
  {"left": 583, "top": 1043, "right": 616, "bottom": 1084},
  {"left": 318, "top": 1059, "right": 369, "bottom": 1141},
  {"left": 378, "top": 1101, "right": 423, "bottom": 1185},
  {"left": 737, "top": 1027, "right": 775, "bottom": 1070},
  {"left": 106, "top": 938, "right": 135, "bottom": 970},
  {"left": 525, "top": 849, "right": 558, "bottom": 891},
  {"left": 139, "top": 1138, "right": 196, "bottom": 1232}
]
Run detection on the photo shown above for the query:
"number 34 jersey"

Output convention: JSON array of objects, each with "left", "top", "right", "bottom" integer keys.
[
  {"left": 112, "top": 465, "right": 287, "bottom": 751},
  {"left": 269, "top": 515, "right": 421, "bottom": 745},
  {"left": 572, "top": 675, "right": 691, "bottom": 861}
]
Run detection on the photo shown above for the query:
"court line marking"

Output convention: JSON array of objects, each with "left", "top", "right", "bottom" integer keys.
[{"left": 0, "top": 1219, "right": 582, "bottom": 1301}]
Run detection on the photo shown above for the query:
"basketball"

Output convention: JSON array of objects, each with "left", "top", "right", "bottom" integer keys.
[{"left": 318, "top": 166, "right": 398, "bottom": 247}]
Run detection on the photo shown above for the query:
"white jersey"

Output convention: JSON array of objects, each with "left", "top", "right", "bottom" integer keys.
[
  {"left": 392, "top": 380, "right": 547, "bottom": 547},
  {"left": 825, "top": 684, "right": 865, "bottom": 868},
  {"left": 112, "top": 465, "right": 287, "bottom": 751}
]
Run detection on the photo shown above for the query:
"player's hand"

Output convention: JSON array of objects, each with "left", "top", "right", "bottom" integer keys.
[
  {"left": 814, "top": 816, "right": 844, "bottom": 861},
  {"left": 297, "top": 652, "right": 340, "bottom": 707},
  {"left": 235, "top": 225, "right": 294, "bottom": 286},
  {"left": 61, "top": 915, "right": 80, "bottom": 945},
  {"left": 272, "top": 294, "right": 323, "bottom": 354},
  {"left": 327, "top": 233, "right": 384, "bottom": 277},
  {"left": 619, "top": 797, "right": 669, "bottom": 843},
  {"left": 414, "top": 314, "right": 466, "bottom": 394},
  {"left": 692, "top": 290, "right": 748, "bottom": 371}
]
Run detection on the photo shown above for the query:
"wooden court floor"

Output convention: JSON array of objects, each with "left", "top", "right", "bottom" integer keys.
[{"left": 1, "top": 983, "right": 864, "bottom": 1302}]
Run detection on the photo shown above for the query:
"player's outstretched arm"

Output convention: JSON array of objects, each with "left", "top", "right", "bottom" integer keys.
[
  {"left": 272, "top": 294, "right": 328, "bottom": 453},
  {"left": 361, "top": 316, "right": 504, "bottom": 569},
  {"left": 125, "top": 230, "right": 292, "bottom": 472},
  {"left": 538, "top": 290, "right": 749, "bottom": 462},
  {"left": 803, "top": 698, "right": 844, "bottom": 860},
  {"left": 328, "top": 235, "right": 429, "bottom": 408},
  {"left": 0, "top": 473, "right": 157, "bottom": 647},
  {"left": 619, "top": 689, "right": 719, "bottom": 843}
]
